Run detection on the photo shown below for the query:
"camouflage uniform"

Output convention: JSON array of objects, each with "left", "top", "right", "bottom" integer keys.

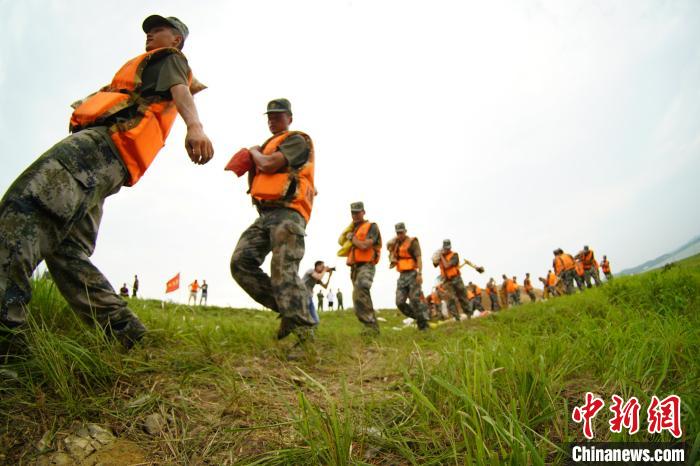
[
  {"left": 488, "top": 289, "right": 501, "bottom": 311},
  {"left": 230, "top": 208, "right": 315, "bottom": 330},
  {"left": 0, "top": 128, "right": 146, "bottom": 347},
  {"left": 395, "top": 270, "right": 429, "bottom": 329},
  {"left": 560, "top": 270, "right": 576, "bottom": 295},
  {"left": 584, "top": 267, "right": 602, "bottom": 288},
  {"left": 351, "top": 263, "right": 378, "bottom": 332},
  {"left": 443, "top": 276, "right": 471, "bottom": 319}
]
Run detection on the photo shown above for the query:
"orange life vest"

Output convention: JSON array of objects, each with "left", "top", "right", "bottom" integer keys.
[
  {"left": 601, "top": 260, "right": 611, "bottom": 273},
  {"left": 524, "top": 278, "right": 533, "bottom": 291},
  {"left": 575, "top": 261, "right": 584, "bottom": 276},
  {"left": 547, "top": 272, "right": 558, "bottom": 287},
  {"left": 249, "top": 131, "right": 315, "bottom": 223},
  {"left": 505, "top": 279, "right": 516, "bottom": 293},
  {"left": 487, "top": 284, "right": 498, "bottom": 295},
  {"left": 347, "top": 221, "right": 381, "bottom": 265},
  {"left": 474, "top": 285, "right": 482, "bottom": 296},
  {"left": 554, "top": 253, "right": 576, "bottom": 274},
  {"left": 190, "top": 282, "right": 199, "bottom": 292},
  {"left": 439, "top": 252, "right": 460, "bottom": 279},
  {"left": 396, "top": 237, "right": 418, "bottom": 272},
  {"left": 69, "top": 47, "right": 192, "bottom": 186},
  {"left": 581, "top": 251, "right": 595, "bottom": 270},
  {"left": 466, "top": 288, "right": 475, "bottom": 300}
]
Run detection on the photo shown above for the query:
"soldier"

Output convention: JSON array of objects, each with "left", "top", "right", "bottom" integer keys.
[
  {"left": 574, "top": 259, "right": 585, "bottom": 291},
  {"left": 199, "top": 280, "right": 208, "bottom": 306},
  {"left": 578, "top": 246, "right": 602, "bottom": 288},
  {"left": 524, "top": 273, "right": 537, "bottom": 302},
  {"left": 345, "top": 202, "right": 382, "bottom": 335},
  {"left": 469, "top": 282, "right": 485, "bottom": 312},
  {"left": 546, "top": 269, "right": 560, "bottom": 297},
  {"left": 486, "top": 278, "right": 501, "bottom": 311},
  {"left": 434, "top": 240, "right": 472, "bottom": 320},
  {"left": 336, "top": 289, "right": 345, "bottom": 310},
  {"left": 0, "top": 15, "right": 213, "bottom": 349},
  {"left": 316, "top": 290, "right": 324, "bottom": 313},
  {"left": 553, "top": 248, "right": 577, "bottom": 295},
  {"left": 388, "top": 223, "right": 429, "bottom": 330},
  {"left": 502, "top": 275, "right": 517, "bottom": 306},
  {"left": 601, "top": 255, "right": 613, "bottom": 281},
  {"left": 119, "top": 284, "right": 130, "bottom": 298},
  {"left": 230, "top": 98, "right": 316, "bottom": 343},
  {"left": 132, "top": 275, "right": 139, "bottom": 298},
  {"left": 512, "top": 276, "right": 521, "bottom": 305}
]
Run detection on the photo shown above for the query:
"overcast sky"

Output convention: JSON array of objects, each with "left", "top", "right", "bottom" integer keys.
[{"left": 1, "top": 0, "right": 699, "bottom": 309}]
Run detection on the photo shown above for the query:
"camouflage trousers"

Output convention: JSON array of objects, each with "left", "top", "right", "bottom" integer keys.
[
  {"left": 0, "top": 128, "right": 146, "bottom": 347},
  {"left": 604, "top": 272, "right": 613, "bottom": 281},
  {"left": 230, "top": 208, "right": 314, "bottom": 328},
  {"left": 526, "top": 289, "right": 537, "bottom": 302},
  {"left": 472, "top": 295, "right": 484, "bottom": 311},
  {"left": 560, "top": 270, "right": 576, "bottom": 295},
  {"left": 575, "top": 274, "right": 584, "bottom": 291},
  {"left": 584, "top": 268, "right": 602, "bottom": 288},
  {"left": 488, "top": 291, "right": 501, "bottom": 310},
  {"left": 443, "top": 275, "right": 471, "bottom": 319},
  {"left": 395, "top": 270, "right": 429, "bottom": 329},
  {"left": 350, "top": 263, "right": 378, "bottom": 331}
]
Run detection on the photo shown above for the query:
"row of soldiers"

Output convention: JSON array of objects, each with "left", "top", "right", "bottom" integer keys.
[
  {"left": 336, "top": 203, "right": 617, "bottom": 333},
  {"left": 0, "top": 14, "right": 616, "bottom": 359}
]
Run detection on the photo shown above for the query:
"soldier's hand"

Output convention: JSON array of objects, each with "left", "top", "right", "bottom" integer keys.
[
  {"left": 186, "top": 125, "right": 214, "bottom": 164},
  {"left": 416, "top": 273, "right": 423, "bottom": 285},
  {"left": 345, "top": 232, "right": 353, "bottom": 241}
]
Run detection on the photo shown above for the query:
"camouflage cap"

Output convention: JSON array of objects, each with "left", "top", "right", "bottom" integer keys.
[
  {"left": 142, "top": 15, "right": 189, "bottom": 40},
  {"left": 350, "top": 201, "right": 365, "bottom": 212},
  {"left": 395, "top": 222, "right": 406, "bottom": 233},
  {"left": 442, "top": 239, "right": 451, "bottom": 249},
  {"left": 265, "top": 98, "right": 292, "bottom": 115}
]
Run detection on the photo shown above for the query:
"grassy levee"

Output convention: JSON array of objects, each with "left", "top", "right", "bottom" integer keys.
[{"left": 1, "top": 256, "right": 699, "bottom": 464}]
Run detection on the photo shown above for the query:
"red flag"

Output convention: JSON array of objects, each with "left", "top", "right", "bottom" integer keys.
[{"left": 165, "top": 273, "right": 180, "bottom": 293}]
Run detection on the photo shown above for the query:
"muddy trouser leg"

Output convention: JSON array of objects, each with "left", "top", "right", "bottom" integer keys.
[
  {"left": 405, "top": 271, "right": 429, "bottom": 328},
  {"left": 0, "top": 130, "right": 131, "bottom": 334},
  {"left": 448, "top": 276, "right": 472, "bottom": 318},
  {"left": 352, "top": 263, "right": 378, "bottom": 330},
  {"left": 231, "top": 216, "right": 278, "bottom": 311},
  {"left": 490, "top": 293, "right": 500, "bottom": 310},
  {"left": 605, "top": 272, "right": 613, "bottom": 281},
  {"left": 231, "top": 210, "right": 314, "bottom": 327},
  {"left": 45, "top": 199, "right": 145, "bottom": 346},
  {"left": 564, "top": 271, "right": 576, "bottom": 294},
  {"left": 592, "top": 269, "right": 602, "bottom": 287},
  {"left": 583, "top": 269, "right": 593, "bottom": 288},
  {"left": 575, "top": 274, "right": 583, "bottom": 290},
  {"left": 474, "top": 296, "right": 484, "bottom": 311},
  {"left": 395, "top": 274, "right": 412, "bottom": 319}
]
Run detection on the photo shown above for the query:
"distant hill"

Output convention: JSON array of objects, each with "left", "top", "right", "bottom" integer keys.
[{"left": 619, "top": 234, "right": 700, "bottom": 276}]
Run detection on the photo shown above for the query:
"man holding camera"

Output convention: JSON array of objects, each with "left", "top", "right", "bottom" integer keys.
[{"left": 301, "top": 262, "right": 333, "bottom": 324}]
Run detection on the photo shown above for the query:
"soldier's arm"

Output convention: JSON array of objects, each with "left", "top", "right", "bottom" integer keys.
[
  {"left": 352, "top": 224, "right": 378, "bottom": 250},
  {"left": 251, "top": 135, "right": 308, "bottom": 174},
  {"left": 171, "top": 84, "right": 213, "bottom": 164}
]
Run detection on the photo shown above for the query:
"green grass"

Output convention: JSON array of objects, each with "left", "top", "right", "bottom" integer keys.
[{"left": 1, "top": 256, "right": 699, "bottom": 464}]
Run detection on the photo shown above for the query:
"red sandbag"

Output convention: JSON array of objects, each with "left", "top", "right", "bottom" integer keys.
[{"left": 225, "top": 148, "right": 253, "bottom": 177}]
